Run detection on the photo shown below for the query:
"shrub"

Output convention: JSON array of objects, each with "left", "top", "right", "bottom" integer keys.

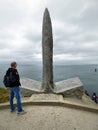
[{"left": 0, "top": 88, "right": 9, "bottom": 103}]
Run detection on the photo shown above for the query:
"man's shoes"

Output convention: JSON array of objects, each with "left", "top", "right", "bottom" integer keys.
[
  {"left": 17, "top": 110, "right": 27, "bottom": 115},
  {"left": 10, "top": 107, "right": 17, "bottom": 113}
]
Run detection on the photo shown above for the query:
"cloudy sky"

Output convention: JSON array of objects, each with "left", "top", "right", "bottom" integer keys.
[{"left": 0, "top": 0, "right": 98, "bottom": 65}]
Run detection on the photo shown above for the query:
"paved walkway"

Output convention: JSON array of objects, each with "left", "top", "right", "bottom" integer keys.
[
  {"left": 0, "top": 105, "right": 98, "bottom": 130},
  {"left": 0, "top": 94, "right": 98, "bottom": 130}
]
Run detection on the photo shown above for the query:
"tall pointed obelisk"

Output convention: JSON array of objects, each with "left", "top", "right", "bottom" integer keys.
[
  {"left": 42, "top": 8, "right": 54, "bottom": 92},
  {"left": 21, "top": 8, "right": 83, "bottom": 99}
]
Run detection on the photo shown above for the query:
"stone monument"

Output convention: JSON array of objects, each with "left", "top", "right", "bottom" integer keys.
[
  {"left": 42, "top": 8, "right": 54, "bottom": 93},
  {"left": 20, "top": 8, "right": 84, "bottom": 99}
]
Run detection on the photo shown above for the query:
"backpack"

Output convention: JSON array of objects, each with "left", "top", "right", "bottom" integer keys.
[
  {"left": 3, "top": 71, "right": 16, "bottom": 87},
  {"left": 3, "top": 75, "right": 11, "bottom": 87}
]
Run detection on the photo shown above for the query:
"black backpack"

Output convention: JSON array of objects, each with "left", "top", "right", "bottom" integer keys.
[{"left": 3, "top": 71, "right": 16, "bottom": 87}]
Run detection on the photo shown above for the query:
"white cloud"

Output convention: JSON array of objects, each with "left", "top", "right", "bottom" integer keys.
[{"left": 0, "top": 0, "right": 98, "bottom": 64}]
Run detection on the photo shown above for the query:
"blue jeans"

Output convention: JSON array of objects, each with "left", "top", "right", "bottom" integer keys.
[{"left": 9, "top": 87, "right": 22, "bottom": 112}]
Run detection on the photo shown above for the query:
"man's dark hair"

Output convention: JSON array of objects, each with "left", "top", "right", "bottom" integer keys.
[{"left": 10, "top": 61, "right": 17, "bottom": 67}]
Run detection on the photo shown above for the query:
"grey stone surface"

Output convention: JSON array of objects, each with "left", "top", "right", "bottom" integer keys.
[
  {"left": 30, "top": 94, "right": 63, "bottom": 101},
  {"left": 1, "top": 105, "right": 98, "bottom": 130},
  {"left": 20, "top": 78, "right": 41, "bottom": 96},
  {"left": 20, "top": 78, "right": 41, "bottom": 91},
  {"left": 54, "top": 77, "right": 84, "bottom": 99},
  {"left": 20, "top": 77, "right": 83, "bottom": 99},
  {"left": 42, "top": 8, "right": 54, "bottom": 92},
  {"left": 21, "top": 88, "right": 34, "bottom": 97}
]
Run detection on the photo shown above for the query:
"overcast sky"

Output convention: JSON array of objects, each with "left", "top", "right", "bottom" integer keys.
[{"left": 0, "top": 0, "right": 98, "bottom": 65}]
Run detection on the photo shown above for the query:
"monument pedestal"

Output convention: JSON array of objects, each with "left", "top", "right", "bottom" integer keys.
[
  {"left": 30, "top": 94, "right": 63, "bottom": 102},
  {"left": 20, "top": 77, "right": 83, "bottom": 99}
]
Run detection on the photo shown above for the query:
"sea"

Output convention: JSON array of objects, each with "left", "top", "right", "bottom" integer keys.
[{"left": 0, "top": 64, "right": 98, "bottom": 97}]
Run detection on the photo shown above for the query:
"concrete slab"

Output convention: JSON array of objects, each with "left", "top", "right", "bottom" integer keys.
[
  {"left": 20, "top": 77, "right": 83, "bottom": 99},
  {"left": 54, "top": 77, "right": 83, "bottom": 99},
  {"left": 54, "top": 77, "right": 83, "bottom": 92},
  {"left": 20, "top": 78, "right": 41, "bottom": 93},
  {"left": 30, "top": 94, "right": 63, "bottom": 101},
  {"left": 0, "top": 104, "right": 98, "bottom": 130},
  {"left": 0, "top": 94, "right": 98, "bottom": 130}
]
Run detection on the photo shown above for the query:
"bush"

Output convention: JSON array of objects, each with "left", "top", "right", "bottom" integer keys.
[{"left": 0, "top": 88, "right": 9, "bottom": 103}]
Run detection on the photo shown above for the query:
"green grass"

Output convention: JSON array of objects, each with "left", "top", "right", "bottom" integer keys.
[{"left": 0, "top": 88, "right": 9, "bottom": 103}]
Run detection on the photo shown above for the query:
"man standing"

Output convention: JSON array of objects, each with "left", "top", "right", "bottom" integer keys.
[{"left": 6, "top": 61, "right": 26, "bottom": 115}]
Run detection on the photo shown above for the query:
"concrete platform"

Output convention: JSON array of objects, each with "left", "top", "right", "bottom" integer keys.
[
  {"left": 0, "top": 94, "right": 98, "bottom": 113},
  {"left": 0, "top": 94, "right": 98, "bottom": 130}
]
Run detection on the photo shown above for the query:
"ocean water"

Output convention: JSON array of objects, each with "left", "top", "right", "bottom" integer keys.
[{"left": 0, "top": 64, "right": 98, "bottom": 97}]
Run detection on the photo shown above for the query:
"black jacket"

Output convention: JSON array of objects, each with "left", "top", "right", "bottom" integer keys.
[{"left": 6, "top": 68, "right": 21, "bottom": 87}]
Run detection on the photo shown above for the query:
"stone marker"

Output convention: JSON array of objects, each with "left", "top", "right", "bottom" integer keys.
[
  {"left": 42, "top": 8, "right": 54, "bottom": 92},
  {"left": 20, "top": 8, "right": 84, "bottom": 99}
]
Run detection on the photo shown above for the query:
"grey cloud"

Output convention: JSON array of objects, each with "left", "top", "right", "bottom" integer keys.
[
  {"left": 0, "top": 43, "right": 10, "bottom": 49},
  {"left": 24, "top": 32, "right": 41, "bottom": 43},
  {"left": 0, "top": 0, "right": 98, "bottom": 64},
  {"left": 0, "top": 3, "right": 24, "bottom": 28},
  {"left": 73, "top": 4, "right": 98, "bottom": 31}
]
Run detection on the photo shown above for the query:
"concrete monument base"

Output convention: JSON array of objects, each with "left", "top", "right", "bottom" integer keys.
[{"left": 20, "top": 77, "right": 83, "bottom": 99}]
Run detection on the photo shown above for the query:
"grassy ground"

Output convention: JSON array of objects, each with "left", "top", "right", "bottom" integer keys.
[{"left": 0, "top": 88, "right": 9, "bottom": 103}]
